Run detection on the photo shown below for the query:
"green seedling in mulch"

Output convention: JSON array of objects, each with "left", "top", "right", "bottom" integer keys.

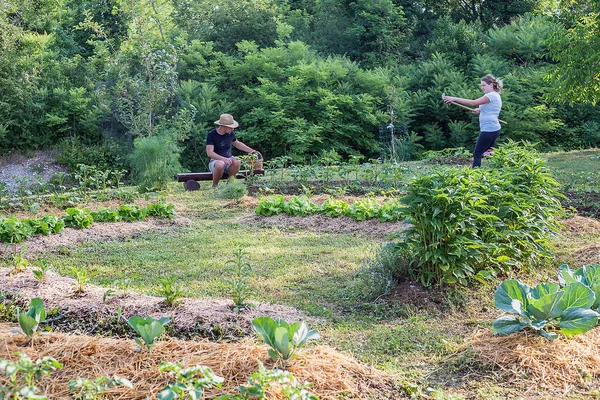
[
  {"left": 10, "top": 246, "right": 28, "bottom": 276},
  {"left": 69, "top": 375, "right": 133, "bottom": 400},
  {"left": 158, "top": 277, "right": 184, "bottom": 307},
  {"left": 0, "top": 353, "right": 63, "bottom": 399},
  {"left": 216, "top": 362, "right": 318, "bottom": 400},
  {"left": 127, "top": 315, "right": 170, "bottom": 352},
  {"left": 252, "top": 317, "right": 320, "bottom": 362},
  {"left": 17, "top": 298, "right": 46, "bottom": 341},
  {"left": 71, "top": 267, "right": 94, "bottom": 293},
  {"left": 158, "top": 362, "right": 224, "bottom": 400},
  {"left": 224, "top": 249, "right": 254, "bottom": 312},
  {"left": 32, "top": 260, "right": 52, "bottom": 283}
]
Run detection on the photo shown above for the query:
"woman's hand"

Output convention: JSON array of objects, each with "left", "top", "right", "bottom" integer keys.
[{"left": 443, "top": 96, "right": 456, "bottom": 103}]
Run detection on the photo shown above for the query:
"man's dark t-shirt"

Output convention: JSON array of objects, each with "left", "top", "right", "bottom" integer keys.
[{"left": 206, "top": 128, "right": 237, "bottom": 158}]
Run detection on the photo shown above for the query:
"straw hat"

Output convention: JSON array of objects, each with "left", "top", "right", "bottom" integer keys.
[{"left": 214, "top": 114, "right": 239, "bottom": 128}]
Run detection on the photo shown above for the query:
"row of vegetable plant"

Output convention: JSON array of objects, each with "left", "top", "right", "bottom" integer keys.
[
  {"left": 255, "top": 195, "right": 404, "bottom": 222},
  {"left": 0, "top": 165, "right": 131, "bottom": 213},
  {"left": 0, "top": 201, "right": 175, "bottom": 243}
]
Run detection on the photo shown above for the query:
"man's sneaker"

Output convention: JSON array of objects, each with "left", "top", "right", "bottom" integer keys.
[{"left": 483, "top": 150, "right": 494, "bottom": 157}]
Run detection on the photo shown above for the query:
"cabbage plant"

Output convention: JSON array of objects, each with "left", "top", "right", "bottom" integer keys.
[
  {"left": 17, "top": 298, "right": 46, "bottom": 339},
  {"left": 252, "top": 317, "right": 319, "bottom": 361},
  {"left": 493, "top": 279, "right": 599, "bottom": 340},
  {"left": 127, "top": 316, "right": 170, "bottom": 351}
]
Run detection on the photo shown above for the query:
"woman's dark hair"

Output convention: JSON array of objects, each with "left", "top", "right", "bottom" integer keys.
[{"left": 482, "top": 74, "right": 503, "bottom": 92}]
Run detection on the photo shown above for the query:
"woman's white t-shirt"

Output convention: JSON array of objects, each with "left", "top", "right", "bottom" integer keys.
[{"left": 479, "top": 92, "right": 502, "bottom": 132}]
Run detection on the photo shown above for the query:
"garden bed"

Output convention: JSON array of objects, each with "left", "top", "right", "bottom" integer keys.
[{"left": 0, "top": 324, "right": 399, "bottom": 399}]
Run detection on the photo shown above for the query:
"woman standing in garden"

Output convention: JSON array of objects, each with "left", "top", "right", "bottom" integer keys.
[{"left": 444, "top": 74, "right": 503, "bottom": 167}]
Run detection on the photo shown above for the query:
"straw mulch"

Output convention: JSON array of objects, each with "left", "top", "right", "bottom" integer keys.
[
  {"left": 468, "top": 329, "right": 600, "bottom": 395},
  {"left": 0, "top": 324, "right": 398, "bottom": 399}
]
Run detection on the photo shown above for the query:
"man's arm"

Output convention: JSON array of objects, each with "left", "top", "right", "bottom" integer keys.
[{"left": 232, "top": 140, "right": 256, "bottom": 154}]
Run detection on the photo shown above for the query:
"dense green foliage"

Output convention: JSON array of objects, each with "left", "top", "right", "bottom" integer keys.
[
  {"left": 1, "top": 0, "right": 599, "bottom": 173},
  {"left": 493, "top": 263, "right": 600, "bottom": 340},
  {"left": 395, "top": 141, "right": 564, "bottom": 286}
]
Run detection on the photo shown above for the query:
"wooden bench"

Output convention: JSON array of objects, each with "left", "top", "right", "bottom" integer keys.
[{"left": 176, "top": 169, "right": 265, "bottom": 190}]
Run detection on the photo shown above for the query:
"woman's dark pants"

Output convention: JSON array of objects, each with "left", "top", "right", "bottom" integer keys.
[{"left": 473, "top": 129, "right": 501, "bottom": 167}]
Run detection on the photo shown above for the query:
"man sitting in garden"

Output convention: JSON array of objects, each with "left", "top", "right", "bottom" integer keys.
[{"left": 206, "top": 113, "right": 258, "bottom": 188}]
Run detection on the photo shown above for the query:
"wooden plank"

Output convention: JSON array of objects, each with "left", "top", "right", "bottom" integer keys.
[{"left": 176, "top": 169, "right": 265, "bottom": 182}]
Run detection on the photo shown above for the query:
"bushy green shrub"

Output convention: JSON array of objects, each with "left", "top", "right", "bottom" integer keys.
[
  {"left": 215, "top": 180, "right": 248, "bottom": 202},
  {"left": 395, "top": 141, "right": 564, "bottom": 286},
  {"left": 130, "top": 135, "right": 181, "bottom": 193}
]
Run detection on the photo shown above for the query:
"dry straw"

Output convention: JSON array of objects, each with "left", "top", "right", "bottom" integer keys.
[
  {"left": 0, "top": 324, "right": 396, "bottom": 399},
  {"left": 468, "top": 329, "right": 600, "bottom": 394}
]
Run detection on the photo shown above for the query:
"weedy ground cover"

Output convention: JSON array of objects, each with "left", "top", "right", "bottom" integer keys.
[{"left": 0, "top": 148, "right": 599, "bottom": 398}]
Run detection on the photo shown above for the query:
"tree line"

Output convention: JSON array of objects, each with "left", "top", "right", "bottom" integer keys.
[{"left": 0, "top": 0, "right": 597, "bottom": 179}]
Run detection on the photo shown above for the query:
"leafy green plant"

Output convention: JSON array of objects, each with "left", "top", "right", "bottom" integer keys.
[
  {"left": 158, "top": 277, "right": 184, "bottom": 307},
  {"left": 17, "top": 298, "right": 46, "bottom": 340},
  {"left": 32, "top": 260, "right": 52, "bottom": 282},
  {"left": 62, "top": 208, "right": 93, "bottom": 229},
  {"left": 216, "top": 362, "right": 318, "bottom": 400},
  {"left": 146, "top": 201, "right": 176, "bottom": 218},
  {"left": 493, "top": 279, "right": 599, "bottom": 340},
  {"left": 0, "top": 217, "right": 35, "bottom": 243},
  {"left": 224, "top": 249, "right": 254, "bottom": 311},
  {"left": 395, "top": 141, "right": 564, "bottom": 286},
  {"left": 39, "top": 214, "right": 65, "bottom": 234},
  {"left": 252, "top": 317, "right": 320, "bottom": 361},
  {"left": 318, "top": 198, "right": 349, "bottom": 217},
  {"left": 0, "top": 353, "right": 63, "bottom": 399},
  {"left": 127, "top": 315, "right": 170, "bottom": 351},
  {"left": 284, "top": 196, "right": 318, "bottom": 216},
  {"left": 69, "top": 375, "right": 133, "bottom": 400},
  {"left": 71, "top": 267, "right": 92, "bottom": 293},
  {"left": 255, "top": 195, "right": 286, "bottom": 216},
  {"left": 158, "top": 362, "right": 224, "bottom": 400},
  {"left": 10, "top": 247, "right": 29, "bottom": 276},
  {"left": 345, "top": 198, "right": 381, "bottom": 221},
  {"left": 558, "top": 263, "right": 600, "bottom": 309},
  {"left": 90, "top": 208, "right": 121, "bottom": 223},
  {"left": 118, "top": 205, "right": 147, "bottom": 222}
]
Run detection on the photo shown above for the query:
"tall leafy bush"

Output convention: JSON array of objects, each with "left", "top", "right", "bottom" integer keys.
[{"left": 396, "top": 141, "right": 564, "bottom": 286}]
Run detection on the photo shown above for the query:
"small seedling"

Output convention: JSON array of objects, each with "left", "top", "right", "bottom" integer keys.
[
  {"left": 158, "top": 362, "right": 224, "bottom": 400},
  {"left": 127, "top": 315, "right": 170, "bottom": 352},
  {"left": 224, "top": 249, "right": 254, "bottom": 311},
  {"left": 0, "top": 353, "right": 62, "bottom": 398},
  {"left": 69, "top": 375, "right": 133, "bottom": 400},
  {"left": 102, "top": 289, "right": 116, "bottom": 303},
  {"left": 158, "top": 277, "right": 183, "bottom": 307},
  {"left": 10, "top": 247, "right": 28, "bottom": 276},
  {"left": 32, "top": 260, "right": 52, "bottom": 282},
  {"left": 71, "top": 267, "right": 92, "bottom": 293},
  {"left": 17, "top": 297, "right": 46, "bottom": 340}
]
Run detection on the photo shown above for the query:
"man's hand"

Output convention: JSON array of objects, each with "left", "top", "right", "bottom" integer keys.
[
  {"left": 472, "top": 108, "right": 480, "bottom": 115},
  {"left": 223, "top": 158, "right": 233, "bottom": 166}
]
